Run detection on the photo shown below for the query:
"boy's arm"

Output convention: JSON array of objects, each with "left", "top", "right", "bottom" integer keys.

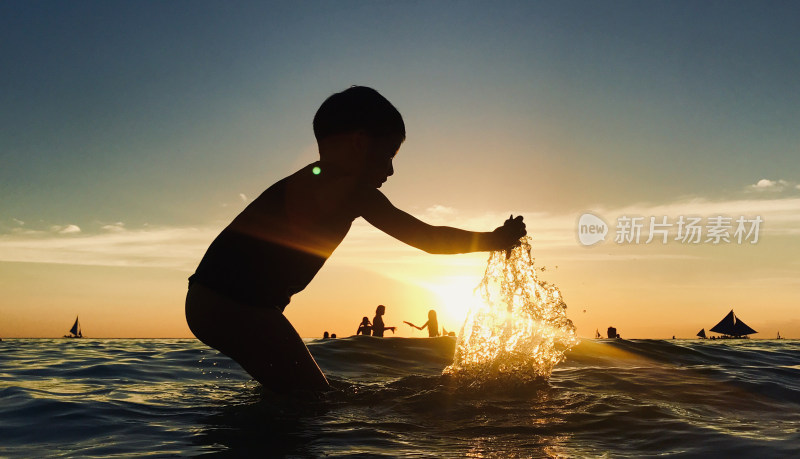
[{"left": 359, "top": 189, "right": 525, "bottom": 254}]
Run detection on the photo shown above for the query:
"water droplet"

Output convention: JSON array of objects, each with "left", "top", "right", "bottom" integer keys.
[{"left": 444, "top": 237, "right": 579, "bottom": 387}]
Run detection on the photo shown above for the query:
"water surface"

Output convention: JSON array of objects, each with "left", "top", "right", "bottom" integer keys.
[{"left": 1, "top": 337, "right": 798, "bottom": 457}]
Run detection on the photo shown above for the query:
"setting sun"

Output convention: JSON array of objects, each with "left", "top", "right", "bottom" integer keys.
[{"left": 423, "top": 275, "right": 483, "bottom": 332}]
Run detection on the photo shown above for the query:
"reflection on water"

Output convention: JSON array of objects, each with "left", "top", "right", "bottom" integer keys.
[
  {"left": 446, "top": 237, "right": 579, "bottom": 387},
  {"left": 2, "top": 337, "right": 800, "bottom": 456},
  {"left": 194, "top": 373, "right": 579, "bottom": 457}
]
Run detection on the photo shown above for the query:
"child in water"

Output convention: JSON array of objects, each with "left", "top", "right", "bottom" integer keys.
[
  {"left": 356, "top": 317, "right": 372, "bottom": 336},
  {"left": 185, "top": 86, "right": 526, "bottom": 394},
  {"left": 371, "top": 305, "right": 395, "bottom": 337},
  {"left": 404, "top": 309, "right": 440, "bottom": 337}
]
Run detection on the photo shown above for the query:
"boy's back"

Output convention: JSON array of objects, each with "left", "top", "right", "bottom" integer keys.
[{"left": 190, "top": 162, "right": 363, "bottom": 311}]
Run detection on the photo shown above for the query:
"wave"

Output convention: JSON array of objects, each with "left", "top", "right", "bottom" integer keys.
[
  {"left": 308, "top": 335, "right": 800, "bottom": 372},
  {"left": 308, "top": 335, "right": 456, "bottom": 383},
  {"left": 1, "top": 338, "right": 799, "bottom": 457}
]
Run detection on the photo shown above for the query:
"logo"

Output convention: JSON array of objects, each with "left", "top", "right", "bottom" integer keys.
[{"left": 578, "top": 213, "right": 608, "bottom": 246}]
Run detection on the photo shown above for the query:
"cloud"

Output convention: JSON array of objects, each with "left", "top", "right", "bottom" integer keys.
[
  {"left": 423, "top": 204, "right": 457, "bottom": 223},
  {"left": 1, "top": 194, "right": 798, "bottom": 274},
  {"left": 747, "top": 178, "right": 794, "bottom": 192},
  {"left": 51, "top": 224, "right": 81, "bottom": 234},
  {"left": 221, "top": 194, "right": 250, "bottom": 209},
  {"left": 426, "top": 204, "right": 455, "bottom": 215},
  {"left": 754, "top": 179, "right": 778, "bottom": 189},
  {"left": 0, "top": 224, "right": 219, "bottom": 271},
  {"left": 101, "top": 222, "right": 126, "bottom": 232}
]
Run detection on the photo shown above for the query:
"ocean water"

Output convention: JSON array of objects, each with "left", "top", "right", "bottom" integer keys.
[{"left": 1, "top": 337, "right": 799, "bottom": 457}]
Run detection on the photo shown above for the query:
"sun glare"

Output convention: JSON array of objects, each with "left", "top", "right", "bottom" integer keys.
[{"left": 424, "top": 276, "right": 482, "bottom": 332}]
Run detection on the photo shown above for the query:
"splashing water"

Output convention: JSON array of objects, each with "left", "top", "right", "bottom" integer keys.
[{"left": 444, "top": 237, "right": 579, "bottom": 387}]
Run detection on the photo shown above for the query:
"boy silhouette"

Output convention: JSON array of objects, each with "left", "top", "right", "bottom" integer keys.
[{"left": 185, "top": 86, "right": 526, "bottom": 393}]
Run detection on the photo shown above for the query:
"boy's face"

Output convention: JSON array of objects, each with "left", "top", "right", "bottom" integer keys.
[{"left": 361, "top": 135, "right": 402, "bottom": 188}]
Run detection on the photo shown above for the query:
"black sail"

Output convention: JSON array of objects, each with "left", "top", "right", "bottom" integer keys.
[
  {"left": 710, "top": 310, "right": 736, "bottom": 335},
  {"left": 732, "top": 318, "right": 757, "bottom": 336},
  {"left": 69, "top": 317, "right": 80, "bottom": 336},
  {"left": 710, "top": 310, "right": 757, "bottom": 337},
  {"left": 697, "top": 328, "right": 706, "bottom": 338}
]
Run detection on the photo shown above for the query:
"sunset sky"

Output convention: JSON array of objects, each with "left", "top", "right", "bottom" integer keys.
[{"left": 2, "top": 1, "right": 798, "bottom": 339}]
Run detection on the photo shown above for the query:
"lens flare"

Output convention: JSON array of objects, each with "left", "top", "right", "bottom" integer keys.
[{"left": 312, "top": 166, "right": 322, "bottom": 175}]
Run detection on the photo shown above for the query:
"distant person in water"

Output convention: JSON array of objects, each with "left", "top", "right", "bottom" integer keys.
[
  {"left": 371, "top": 305, "right": 396, "bottom": 337},
  {"left": 323, "top": 331, "right": 330, "bottom": 339},
  {"left": 185, "top": 86, "right": 526, "bottom": 394},
  {"left": 356, "top": 317, "right": 372, "bottom": 336},
  {"left": 404, "top": 309, "right": 440, "bottom": 337}
]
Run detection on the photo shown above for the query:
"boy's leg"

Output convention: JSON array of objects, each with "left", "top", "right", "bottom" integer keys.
[{"left": 186, "top": 283, "right": 330, "bottom": 393}]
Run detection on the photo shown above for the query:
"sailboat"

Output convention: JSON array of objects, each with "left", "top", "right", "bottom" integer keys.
[
  {"left": 709, "top": 310, "right": 757, "bottom": 339},
  {"left": 594, "top": 329, "right": 601, "bottom": 339},
  {"left": 63, "top": 316, "right": 83, "bottom": 338},
  {"left": 777, "top": 331, "right": 784, "bottom": 340},
  {"left": 696, "top": 328, "right": 707, "bottom": 339}
]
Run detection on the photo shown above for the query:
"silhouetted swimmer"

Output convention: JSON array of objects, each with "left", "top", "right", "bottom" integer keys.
[
  {"left": 372, "top": 305, "right": 396, "bottom": 337},
  {"left": 185, "top": 86, "right": 527, "bottom": 394},
  {"left": 404, "top": 309, "right": 440, "bottom": 337},
  {"left": 330, "top": 333, "right": 336, "bottom": 339},
  {"left": 323, "top": 331, "right": 330, "bottom": 339},
  {"left": 356, "top": 317, "right": 372, "bottom": 336}
]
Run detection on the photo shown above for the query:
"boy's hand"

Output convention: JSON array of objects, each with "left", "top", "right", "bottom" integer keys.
[{"left": 491, "top": 215, "right": 526, "bottom": 250}]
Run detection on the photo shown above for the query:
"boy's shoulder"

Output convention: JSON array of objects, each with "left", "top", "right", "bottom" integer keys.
[{"left": 285, "top": 164, "right": 387, "bottom": 210}]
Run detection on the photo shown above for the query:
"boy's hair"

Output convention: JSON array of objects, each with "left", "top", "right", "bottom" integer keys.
[{"left": 313, "top": 86, "right": 405, "bottom": 142}]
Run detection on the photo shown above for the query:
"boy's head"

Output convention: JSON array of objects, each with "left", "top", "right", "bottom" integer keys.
[
  {"left": 314, "top": 87, "right": 404, "bottom": 187},
  {"left": 313, "top": 86, "right": 405, "bottom": 143}
]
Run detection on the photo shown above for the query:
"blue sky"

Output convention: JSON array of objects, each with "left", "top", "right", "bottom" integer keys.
[
  {"left": 1, "top": 1, "right": 798, "bottom": 337},
  {"left": 4, "top": 1, "right": 798, "bottom": 228}
]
